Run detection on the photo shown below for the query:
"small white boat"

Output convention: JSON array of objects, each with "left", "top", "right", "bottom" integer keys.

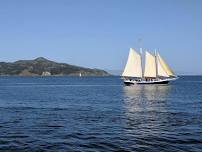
[{"left": 122, "top": 48, "right": 178, "bottom": 85}]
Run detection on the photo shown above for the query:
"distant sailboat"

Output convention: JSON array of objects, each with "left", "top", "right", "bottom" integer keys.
[
  {"left": 122, "top": 48, "right": 178, "bottom": 85},
  {"left": 79, "top": 73, "right": 82, "bottom": 77}
]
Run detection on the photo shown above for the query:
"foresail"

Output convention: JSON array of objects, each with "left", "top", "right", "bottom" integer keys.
[
  {"left": 157, "top": 54, "right": 169, "bottom": 77},
  {"left": 144, "top": 51, "right": 156, "bottom": 78},
  {"left": 157, "top": 53, "right": 175, "bottom": 76},
  {"left": 122, "top": 48, "right": 142, "bottom": 77}
]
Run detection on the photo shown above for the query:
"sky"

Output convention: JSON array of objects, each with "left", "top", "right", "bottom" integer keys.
[{"left": 0, "top": 0, "right": 202, "bottom": 75}]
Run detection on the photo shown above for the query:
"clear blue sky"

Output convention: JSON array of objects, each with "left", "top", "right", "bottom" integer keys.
[{"left": 0, "top": 0, "right": 202, "bottom": 75}]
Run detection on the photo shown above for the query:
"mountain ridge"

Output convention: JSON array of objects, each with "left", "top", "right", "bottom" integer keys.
[{"left": 0, "top": 57, "right": 110, "bottom": 76}]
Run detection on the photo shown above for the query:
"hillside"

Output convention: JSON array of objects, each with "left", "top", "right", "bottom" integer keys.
[{"left": 0, "top": 57, "right": 110, "bottom": 76}]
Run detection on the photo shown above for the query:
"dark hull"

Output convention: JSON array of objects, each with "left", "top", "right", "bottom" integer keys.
[
  {"left": 124, "top": 81, "right": 136, "bottom": 86},
  {"left": 138, "top": 81, "right": 169, "bottom": 84},
  {"left": 124, "top": 80, "right": 169, "bottom": 85}
]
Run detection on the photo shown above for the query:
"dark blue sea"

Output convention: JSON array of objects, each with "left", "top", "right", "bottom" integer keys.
[{"left": 0, "top": 76, "right": 201, "bottom": 152}]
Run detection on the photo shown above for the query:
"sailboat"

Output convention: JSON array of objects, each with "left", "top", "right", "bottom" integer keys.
[{"left": 122, "top": 48, "right": 178, "bottom": 85}]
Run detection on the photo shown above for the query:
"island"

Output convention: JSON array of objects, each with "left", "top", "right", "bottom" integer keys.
[{"left": 0, "top": 57, "right": 110, "bottom": 76}]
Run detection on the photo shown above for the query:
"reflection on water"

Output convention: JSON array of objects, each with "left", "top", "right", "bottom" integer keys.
[
  {"left": 123, "top": 85, "right": 171, "bottom": 113},
  {"left": 123, "top": 85, "right": 172, "bottom": 144}
]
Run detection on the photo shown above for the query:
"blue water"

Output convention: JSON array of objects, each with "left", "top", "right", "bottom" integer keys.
[{"left": 0, "top": 76, "right": 201, "bottom": 151}]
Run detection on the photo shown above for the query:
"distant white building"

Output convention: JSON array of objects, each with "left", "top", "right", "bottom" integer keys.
[{"left": 42, "top": 71, "right": 51, "bottom": 76}]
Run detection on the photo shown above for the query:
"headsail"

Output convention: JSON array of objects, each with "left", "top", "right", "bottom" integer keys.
[
  {"left": 157, "top": 53, "right": 169, "bottom": 77},
  {"left": 157, "top": 53, "right": 175, "bottom": 76},
  {"left": 122, "top": 48, "right": 142, "bottom": 78},
  {"left": 144, "top": 51, "right": 156, "bottom": 78}
]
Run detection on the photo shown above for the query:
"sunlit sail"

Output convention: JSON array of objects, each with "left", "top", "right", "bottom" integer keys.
[
  {"left": 157, "top": 53, "right": 175, "bottom": 76},
  {"left": 144, "top": 51, "right": 157, "bottom": 78},
  {"left": 122, "top": 48, "right": 142, "bottom": 78}
]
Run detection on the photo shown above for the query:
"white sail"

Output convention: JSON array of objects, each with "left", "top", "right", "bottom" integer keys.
[
  {"left": 157, "top": 54, "right": 169, "bottom": 77},
  {"left": 122, "top": 48, "right": 142, "bottom": 78},
  {"left": 144, "top": 51, "right": 156, "bottom": 78},
  {"left": 157, "top": 53, "right": 175, "bottom": 76}
]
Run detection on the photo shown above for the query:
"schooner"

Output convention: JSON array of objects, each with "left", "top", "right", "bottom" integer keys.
[{"left": 122, "top": 48, "right": 178, "bottom": 85}]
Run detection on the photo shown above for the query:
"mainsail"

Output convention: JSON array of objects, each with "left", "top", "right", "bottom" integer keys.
[
  {"left": 157, "top": 53, "right": 175, "bottom": 76},
  {"left": 122, "top": 48, "right": 142, "bottom": 77},
  {"left": 144, "top": 51, "right": 156, "bottom": 78}
]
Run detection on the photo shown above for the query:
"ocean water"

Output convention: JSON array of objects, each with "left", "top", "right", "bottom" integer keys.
[{"left": 0, "top": 76, "right": 201, "bottom": 152}]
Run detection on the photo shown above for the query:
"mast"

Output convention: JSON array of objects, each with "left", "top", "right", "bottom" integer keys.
[
  {"left": 140, "top": 47, "right": 143, "bottom": 79},
  {"left": 155, "top": 49, "right": 158, "bottom": 79},
  {"left": 138, "top": 38, "right": 143, "bottom": 79}
]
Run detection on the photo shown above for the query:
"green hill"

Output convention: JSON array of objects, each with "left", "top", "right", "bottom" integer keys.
[{"left": 0, "top": 57, "right": 110, "bottom": 76}]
